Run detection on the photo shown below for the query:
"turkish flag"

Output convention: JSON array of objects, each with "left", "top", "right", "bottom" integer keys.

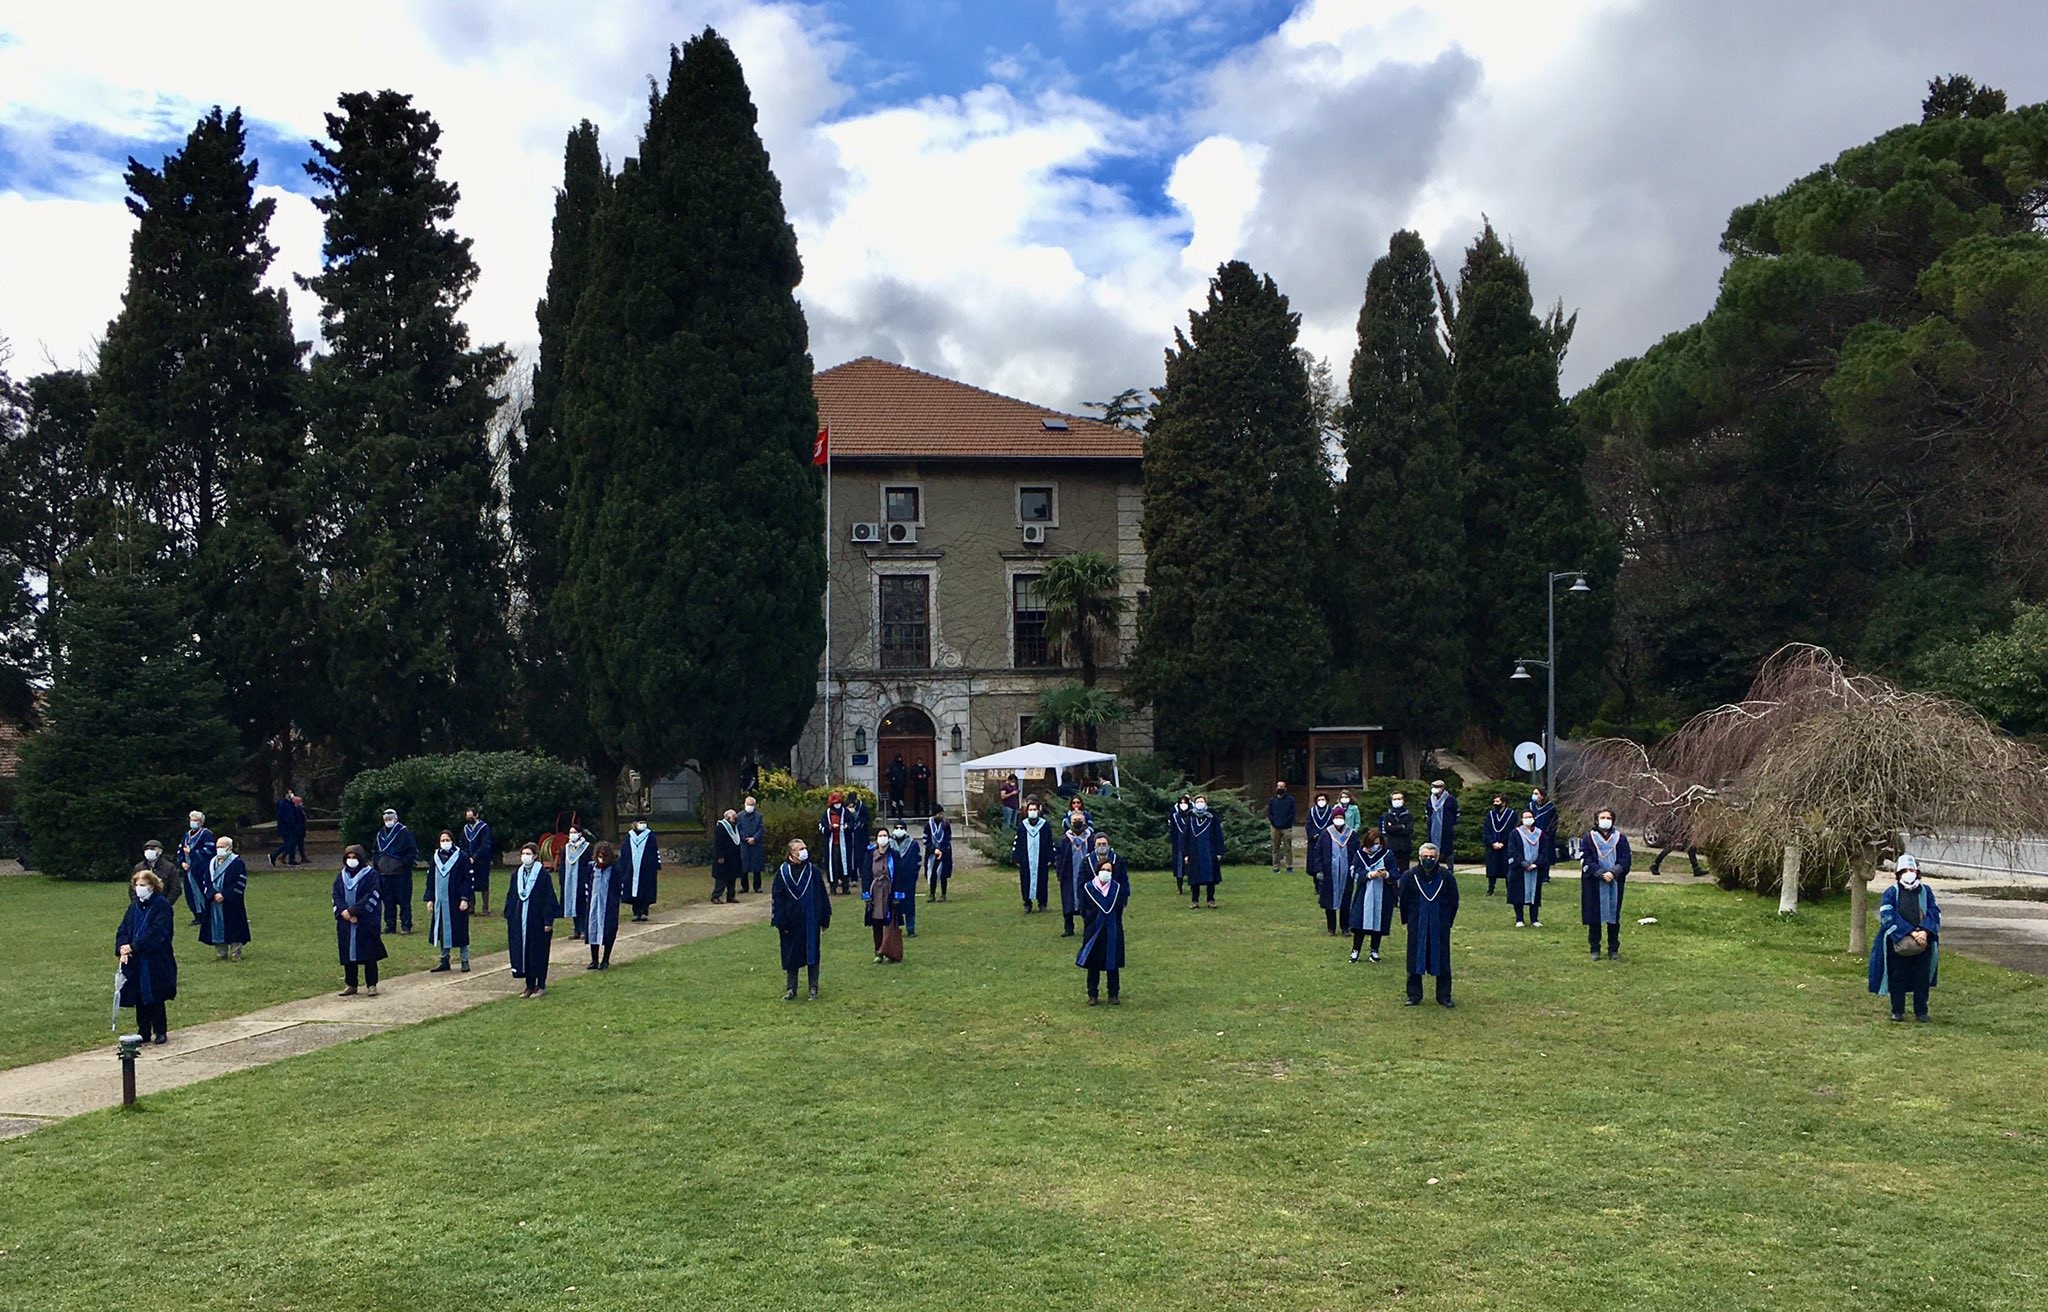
[{"left": 812, "top": 425, "right": 830, "bottom": 466}]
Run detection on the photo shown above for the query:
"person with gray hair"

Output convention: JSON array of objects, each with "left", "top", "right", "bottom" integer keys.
[
  {"left": 374, "top": 808, "right": 418, "bottom": 935},
  {"left": 1868, "top": 854, "right": 1941, "bottom": 1022}
]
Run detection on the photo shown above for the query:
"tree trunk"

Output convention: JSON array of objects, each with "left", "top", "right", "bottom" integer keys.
[
  {"left": 700, "top": 755, "right": 744, "bottom": 828},
  {"left": 1078, "top": 627, "right": 1097, "bottom": 688},
  {"left": 1777, "top": 845, "right": 1801, "bottom": 916},
  {"left": 592, "top": 756, "right": 621, "bottom": 842},
  {"left": 1848, "top": 873, "right": 1870, "bottom": 956}
]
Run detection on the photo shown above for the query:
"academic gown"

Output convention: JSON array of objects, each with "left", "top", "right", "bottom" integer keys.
[
  {"left": 1868, "top": 883, "right": 1942, "bottom": 996},
  {"left": 819, "top": 808, "right": 860, "bottom": 887},
  {"left": 1578, "top": 831, "right": 1632, "bottom": 926},
  {"left": 1013, "top": 818, "right": 1055, "bottom": 904},
  {"left": 460, "top": 821, "right": 495, "bottom": 887},
  {"left": 924, "top": 817, "right": 953, "bottom": 887},
  {"left": 558, "top": 842, "right": 594, "bottom": 933},
  {"left": 1482, "top": 808, "right": 1516, "bottom": 883},
  {"left": 1506, "top": 827, "right": 1550, "bottom": 910},
  {"left": 735, "top": 810, "right": 767, "bottom": 875},
  {"left": 771, "top": 860, "right": 832, "bottom": 969},
  {"left": 712, "top": 821, "right": 744, "bottom": 892},
  {"left": 845, "top": 801, "right": 873, "bottom": 863},
  {"left": 1304, "top": 805, "right": 1335, "bottom": 879},
  {"left": 116, "top": 895, "right": 177, "bottom": 1007},
  {"left": 1075, "top": 876, "right": 1128, "bottom": 971},
  {"left": 1400, "top": 864, "right": 1459, "bottom": 978},
  {"left": 622, "top": 830, "right": 661, "bottom": 904},
  {"left": 1086, "top": 847, "right": 1130, "bottom": 893},
  {"left": 332, "top": 869, "right": 387, "bottom": 964},
  {"left": 1183, "top": 814, "right": 1224, "bottom": 888},
  {"left": 879, "top": 841, "right": 920, "bottom": 923},
  {"left": 196, "top": 854, "right": 250, "bottom": 946},
  {"left": 1425, "top": 794, "right": 1459, "bottom": 863},
  {"left": 1054, "top": 832, "right": 1094, "bottom": 917},
  {"left": 177, "top": 827, "right": 214, "bottom": 917},
  {"left": 1379, "top": 807, "right": 1416, "bottom": 866},
  {"left": 1346, "top": 844, "right": 1399, "bottom": 936},
  {"left": 1313, "top": 829, "right": 1363, "bottom": 914},
  {"left": 1530, "top": 802, "right": 1560, "bottom": 861},
  {"left": 375, "top": 822, "right": 419, "bottom": 884},
  {"left": 585, "top": 862, "right": 627, "bottom": 949},
  {"left": 424, "top": 850, "right": 475, "bottom": 949},
  {"left": 504, "top": 864, "right": 560, "bottom": 978},
  {"left": 1167, "top": 810, "right": 1191, "bottom": 880}
]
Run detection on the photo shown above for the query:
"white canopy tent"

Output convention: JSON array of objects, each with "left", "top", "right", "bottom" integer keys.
[{"left": 957, "top": 742, "right": 1120, "bottom": 821}]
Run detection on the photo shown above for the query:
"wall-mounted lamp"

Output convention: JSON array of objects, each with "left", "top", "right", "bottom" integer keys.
[
  {"left": 853, "top": 726, "right": 867, "bottom": 754},
  {"left": 950, "top": 724, "right": 963, "bottom": 752}
]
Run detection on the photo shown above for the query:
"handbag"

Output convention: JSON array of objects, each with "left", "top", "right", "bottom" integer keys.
[
  {"left": 880, "top": 923, "right": 904, "bottom": 963},
  {"left": 1893, "top": 932, "right": 1928, "bottom": 957}
]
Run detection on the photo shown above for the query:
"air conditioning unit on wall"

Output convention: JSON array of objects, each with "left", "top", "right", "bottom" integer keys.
[
  {"left": 887, "top": 521, "right": 919, "bottom": 545},
  {"left": 851, "top": 522, "right": 881, "bottom": 544},
  {"left": 1021, "top": 523, "right": 1048, "bottom": 545}
]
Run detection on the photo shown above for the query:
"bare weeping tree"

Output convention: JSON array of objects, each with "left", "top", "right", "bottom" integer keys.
[{"left": 1559, "top": 645, "right": 2048, "bottom": 953}]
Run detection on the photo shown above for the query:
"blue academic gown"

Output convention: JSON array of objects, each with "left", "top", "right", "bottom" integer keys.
[
  {"left": 924, "top": 816, "right": 953, "bottom": 891},
  {"left": 460, "top": 820, "right": 495, "bottom": 888},
  {"left": 1347, "top": 844, "right": 1399, "bottom": 936},
  {"left": 504, "top": 862, "right": 560, "bottom": 979},
  {"left": 772, "top": 860, "right": 832, "bottom": 969},
  {"left": 1086, "top": 847, "right": 1130, "bottom": 894},
  {"left": 1054, "top": 831, "right": 1094, "bottom": 917},
  {"left": 177, "top": 826, "right": 214, "bottom": 919},
  {"left": 274, "top": 797, "right": 300, "bottom": 850},
  {"left": 1868, "top": 883, "right": 1942, "bottom": 997},
  {"left": 1304, "top": 805, "right": 1335, "bottom": 880},
  {"left": 1075, "top": 876, "right": 1128, "bottom": 971},
  {"left": 586, "top": 861, "right": 626, "bottom": 950},
  {"left": 1183, "top": 813, "right": 1224, "bottom": 888},
  {"left": 623, "top": 829, "right": 661, "bottom": 906},
  {"left": 116, "top": 895, "right": 177, "bottom": 1007},
  {"left": 1531, "top": 801, "right": 1560, "bottom": 861},
  {"left": 1013, "top": 817, "right": 1054, "bottom": 906},
  {"left": 1400, "top": 864, "right": 1459, "bottom": 978},
  {"left": 196, "top": 854, "right": 250, "bottom": 946},
  {"left": 1507, "top": 826, "right": 1550, "bottom": 912},
  {"left": 1482, "top": 807, "right": 1516, "bottom": 884},
  {"left": 736, "top": 809, "right": 767, "bottom": 877},
  {"left": 424, "top": 850, "right": 475, "bottom": 949},
  {"left": 1313, "top": 829, "right": 1363, "bottom": 915},
  {"left": 1578, "top": 831, "right": 1632, "bottom": 925},
  {"left": 1167, "top": 809, "right": 1191, "bottom": 884},
  {"left": 1425, "top": 793, "right": 1459, "bottom": 865},
  {"left": 558, "top": 841, "right": 593, "bottom": 935},
  {"left": 332, "top": 868, "right": 387, "bottom": 964}
]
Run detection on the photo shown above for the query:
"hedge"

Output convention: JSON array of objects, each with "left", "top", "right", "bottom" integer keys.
[{"left": 339, "top": 753, "right": 600, "bottom": 857}]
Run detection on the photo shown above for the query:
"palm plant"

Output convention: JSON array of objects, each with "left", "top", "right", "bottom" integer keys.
[{"left": 1039, "top": 550, "right": 1126, "bottom": 688}]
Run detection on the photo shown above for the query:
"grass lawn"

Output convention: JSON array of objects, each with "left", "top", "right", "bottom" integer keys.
[{"left": 1, "top": 863, "right": 2043, "bottom": 1311}]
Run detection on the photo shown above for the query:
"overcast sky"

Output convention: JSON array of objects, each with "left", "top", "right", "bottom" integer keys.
[{"left": 3, "top": 0, "right": 2044, "bottom": 412}]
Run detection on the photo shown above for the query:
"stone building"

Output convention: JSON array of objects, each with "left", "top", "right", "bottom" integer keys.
[{"left": 789, "top": 357, "right": 1151, "bottom": 814}]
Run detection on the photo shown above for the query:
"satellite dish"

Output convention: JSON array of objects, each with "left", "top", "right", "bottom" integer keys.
[{"left": 1513, "top": 740, "right": 1547, "bottom": 773}]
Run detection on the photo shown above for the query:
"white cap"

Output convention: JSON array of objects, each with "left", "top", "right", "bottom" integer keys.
[{"left": 1895, "top": 853, "right": 1919, "bottom": 871}]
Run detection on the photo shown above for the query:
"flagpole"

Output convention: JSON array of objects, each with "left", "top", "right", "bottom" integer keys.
[{"left": 822, "top": 425, "right": 833, "bottom": 787}]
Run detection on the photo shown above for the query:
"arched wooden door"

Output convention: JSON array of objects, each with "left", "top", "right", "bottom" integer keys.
[{"left": 877, "top": 705, "right": 938, "bottom": 818}]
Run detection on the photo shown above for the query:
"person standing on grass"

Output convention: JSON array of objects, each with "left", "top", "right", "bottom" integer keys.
[
  {"left": 585, "top": 841, "right": 626, "bottom": 971},
  {"left": 1530, "top": 786, "right": 1560, "bottom": 865},
  {"left": 772, "top": 838, "right": 831, "bottom": 1001},
  {"left": 1304, "top": 791, "right": 1334, "bottom": 896},
  {"left": 177, "top": 811, "right": 213, "bottom": 925},
  {"left": 117, "top": 869, "right": 177, "bottom": 1044},
  {"left": 558, "top": 823, "right": 592, "bottom": 940},
  {"left": 333, "top": 844, "right": 385, "bottom": 997},
  {"left": 1580, "top": 809, "right": 1632, "bottom": 962},
  {"left": 197, "top": 835, "right": 250, "bottom": 961},
  {"left": 1014, "top": 799, "right": 1053, "bottom": 913},
  {"left": 1267, "top": 781, "right": 1297, "bottom": 875},
  {"left": 1076, "top": 840, "right": 1129, "bottom": 1006},
  {"left": 1054, "top": 813, "right": 1093, "bottom": 937},
  {"left": 424, "top": 830, "right": 474, "bottom": 974},
  {"left": 1507, "top": 807, "right": 1549, "bottom": 928},
  {"left": 1425, "top": 780, "right": 1458, "bottom": 871},
  {"left": 136, "top": 839, "right": 182, "bottom": 913},
  {"left": 623, "top": 818, "right": 660, "bottom": 921},
  {"left": 737, "top": 797, "right": 766, "bottom": 894},
  {"left": 1400, "top": 842, "right": 1458, "bottom": 1007},
  {"left": 506, "top": 842, "right": 558, "bottom": 998},
  {"left": 818, "top": 791, "right": 858, "bottom": 895},
  {"left": 1167, "top": 794, "right": 1193, "bottom": 895},
  {"left": 1313, "top": 811, "right": 1362, "bottom": 937},
  {"left": 1869, "top": 855, "right": 1941, "bottom": 1023},
  {"left": 1380, "top": 789, "right": 1416, "bottom": 870},
  {"left": 375, "top": 809, "right": 418, "bottom": 936},
  {"left": 864, "top": 837, "right": 903, "bottom": 963},
  {"left": 1482, "top": 793, "right": 1515, "bottom": 896},
  {"left": 460, "top": 807, "right": 495, "bottom": 914},
  {"left": 1347, "top": 826, "right": 1399, "bottom": 964},
  {"left": 1088, "top": 829, "right": 1129, "bottom": 894},
  {"left": 924, "top": 809, "right": 953, "bottom": 902},
  {"left": 1340, "top": 791, "right": 1362, "bottom": 837},
  {"left": 1184, "top": 795, "right": 1224, "bottom": 908},
  {"left": 711, "top": 808, "right": 744, "bottom": 904},
  {"left": 880, "top": 823, "right": 921, "bottom": 938}
]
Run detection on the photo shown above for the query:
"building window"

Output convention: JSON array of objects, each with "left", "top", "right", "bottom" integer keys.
[
  {"left": 1018, "top": 714, "right": 1040, "bottom": 746},
  {"left": 1018, "top": 484, "right": 1056, "bottom": 525},
  {"left": 883, "top": 485, "right": 921, "bottom": 524},
  {"left": 1012, "top": 573, "right": 1053, "bottom": 668},
  {"left": 1371, "top": 740, "right": 1395, "bottom": 777},
  {"left": 878, "top": 575, "right": 929, "bottom": 669},
  {"left": 1314, "top": 744, "right": 1364, "bottom": 788},
  {"left": 1276, "top": 733, "right": 1310, "bottom": 787}
]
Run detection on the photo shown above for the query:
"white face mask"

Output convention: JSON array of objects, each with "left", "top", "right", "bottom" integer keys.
[
  {"left": 1900, "top": 871, "right": 1921, "bottom": 889},
  {"left": 1431, "top": 786, "right": 1444, "bottom": 795},
  {"left": 521, "top": 854, "right": 537, "bottom": 869},
  {"left": 794, "top": 847, "right": 809, "bottom": 863},
  {"left": 1333, "top": 818, "right": 1346, "bottom": 829},
  {"left": 439, "top": 840, "right": 453, "bottom": 853},
  {"left": 1178, "top": 802, "right": 1190, "bottom": 812},
  {"left": 133, "top": 885, "right": 152, "bottom": 902},
  {"left": 744, "top": 803, "right": 756, "bottom": 813},
  {"left": 216, "top": 848, "right": 231, "bottom": 860},
  {"left": 1194, "top": 802, "right": 1208, "bottom": 813},
  {"left": 385, "top": 818, "right": 397, "bottom": 828},
  {"left": 569, "top": 832, "right": 582, "bottom": 843},
  {"left": 1390, "top": 798, "right": 1405, "bottom": 809},
  {"left": 634, "top": 821, "right": 647, "bottom": 832},
  {"left": 144, "top": 848, "right": 160, "bottom": 861},
  {"left": 1597, "top": 818, "right": 1613, "bottom": 831},
  {"left": 345, "top": 858, "right": 360, "bottom": 870}
]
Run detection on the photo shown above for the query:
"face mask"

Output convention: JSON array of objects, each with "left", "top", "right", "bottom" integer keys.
[
  {"left": 634, "top": 821, "right": 647, "bottom": 832},
  {"left": 439, "top": 841, "right": 453, "bottom": 853},
  {"left": 1431, "top": 786, "right": 1444, "bottom": 794},
  {"left": 144, "top": 848, "right": 160, "bottom": 861},
  {"left": 345, "top": 857, "right": 360, "bottom": 870},
  {"left": 744, "top": 804, "right": 755, "bottom": 812},
  {"left": 1531, "top": 794, "right": 1544, "bottom": 805},
  {"left": 134, "top": 885, "right": 152, "bottom": 901},
  {"left": 1390, "top": 798, "right": 1405, "bottom": 809},
  {"left": 795, "top": 847, "right": 810, "bottom": 863},
  {"left": 216, "top": 848, "right": 231, "bottom": 860},
  {"left": 1523, "top": 818, "right": 1536, "bottom": 829},
  {"left": 1340, "top": 798, "right": 1350, "bottom": 807},
  {"left": 1598, "top": 818, "right": 1613, "bottom": 831},
  {"left": 1332, "top": 818, "right": 1346, "bottom": 829},
  {"left": 521, "top": 854, "right": 537, "bottom": 868},
  {"left": 1194, "top": 802, "right": 1208, "bottom": 813},
  {"left": 569, "top": 831, "right": 582, "bottom": 843},
  {"left": 1178, "top": 802, "right": 1190, "bottom": 812},
  {"left": 1422, "top": 857, "right": 1438, "bottom": 869},
  {"left": 1027, "top": 810, "right": 1039, "bottom": 819},
  {"left": 1095, "top": 847, "right": 1110, "bottom": 861},
  {"left": 892, "top": 829, "right": 908, "bottom": 842},
  {"left": 385, "top": 818, "right": 397, "bottom": 828}
]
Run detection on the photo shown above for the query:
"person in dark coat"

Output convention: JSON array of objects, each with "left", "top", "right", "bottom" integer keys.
[
  {"left": 1183, "top": 795, "right": 1224, "bottom": 907},
  {"left": 1424, "top": 780, "right": 1458, "bottom": 871},
  {"left": 1053, "top": 814, "right": 1093, "bottom": 937},
  {"left": 558, "top": 824, "right": 593, "bottom": 939},
  {"left": 1313, "top": 813, "right": 1363, "bottom": 936},
  {"left": 863, "top": 840, "right": 904, "bottom": 963},
  {"left": 270, "top": 792, "right": 300, "bottom": 867},
  {"left": 886, "top": 754, "right": 908, "bottom": 819},
  {"left": 1346, "top": 828, "right": 1400, "bottom": 963},
  {"left": 1166, "top": 795, "right": 1193, "bottom": 895},
  {"left": 374, "top": 809, "right": 418, "bottom": 935},
  {"left": 1530, "top": 787, "right": 1560, "bottom": 863},
  {"left": 1380, "top": 790, "right": 1416, "bottom": 869},
  {"left": 1579, "top": 808, "right": 1632, "bottom": 961},
  {"left": 623, "top": 819, "right": 661, "bottom": 920},
  {"left": 1400, "top": 843, "right": 1459, "bottom": 1007},
  {"left": 136, "top": 839, "right": 182, "bottom": 912},
  {"left": 924, "top": 811, "right": 953, "bottom": 901},
  {"left": 333, "top": 844, "right": 386, "bottom": 996},
  {"left": 1481, "top": 793, "right": 1515, "bottom": 896},
  {"left": 1087, "top": 829, "right": 1130, "bottom": 893},
  {"left": 196, "top": 835, "right": 250, "bottom": 961},
  {"left": 505, "top": 842, "right": 559, "bottom": 998},
  {"left": 878, "top": 824, "right": 922, "bottom": 937},
  {"left": 1507, "top": 807, "right": 1550, "bottom": 928},
  {"left": 1266, "top": 781, "right": 1297, "bottom": 874},
  {"left": 117, "top": 868, "right": 177, "bottom": 1043},
  {"left": 461, "top": 807, "right": 495, "bottom": 914},
  {"left": 1075, "top": 838, "right": 1128, "bottom": 1005},
  {"left": 424, "top": 829, "right": 475, "bottom": 973},
  {"left": 736, "top": 797, "right": 767, "bottom": 894},
  {"left": 711, "top": 809, "right": 744, "bottom": 904},
  {"left": 818, "top": 792, "right": 859, "bottom": 895},
  {"left": 288, "top": 792, "right": 309, "bottom": 866},
  {"left": 1013, "top": 799, "right": 1054, "bottom": 913},
  {"left": 911, "top": 761, "right": 932, "bottom": 817},
  {"left": 177, "top": 811, "right": 214, "bottom": 925},
  {"left": 772, "top": 839, "right": 831, "bottom": 1001},
  {"left": 585, "top": 841, "right": 627, "bottom": 970},
  {"left": 1869, "top": 855, "right": 1941, "bottom": 1022},
  {"left": 1304, "top": 792, "right": 1333, "bottom": 895}
]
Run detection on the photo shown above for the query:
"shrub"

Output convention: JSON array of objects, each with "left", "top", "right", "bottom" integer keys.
[
  {"left": 998, "top": 755, "right": 1265, "bottom": 870},
  {"left": 750, "top": 767, "right": 877, "bottom": 817},
  {"left": 339, "top": 753, "right": 599, "bottom": 853}
]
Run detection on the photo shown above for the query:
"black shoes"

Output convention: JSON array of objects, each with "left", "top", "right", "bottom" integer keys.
[
  {"left": 430, "top": 962, "right": 451, "bottom": 973},
  {"left": 1404, "top": 998, "right": 1420, "bottom": 1006},
  {"left": 808, "top": 986, "right": 819, "bottom": 1001},
  {"left": 783, "top": 988, "right": 798, "bottom": 1001},
  {"left": 1087, "top": 997, "right": 1099, "bottom": 1006}
]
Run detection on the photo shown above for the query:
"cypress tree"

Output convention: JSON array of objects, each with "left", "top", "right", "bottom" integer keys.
[
  {"left": 0, "top": 368, "right": 96, "bottom": 713},
  {"left": 556, "top": 31, "right": 825, "bottom": 821},
  {"left": 299, "top": 91, "right": 514, "bottom": 770},
  {"left": 1336, "top": 230, "right": 1467, "bottom": 762},
  {"left": 89, "top": 107, "right": 311, "bottom": 794},
  {"left": 1132, "top": 260, "right": 1332, "bottom": 771}
]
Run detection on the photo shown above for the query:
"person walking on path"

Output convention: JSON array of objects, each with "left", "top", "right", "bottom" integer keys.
[
  {"left": 1580, "top": 809, "right": 1631, "bottom": 961},
  {"left": 333, "top": 844, "right": 386, "bottom": 997},
  {"left": 1267, "top": 781, "right": 1297, "bottom": 875},
  {"left": 506, "top": 842, "right": 558, "bottom": 998},
  {"left": 772, "top": 839, "right": 831, "bottom": 1001},
  {"left": 117, "top": 869, "right": 177, "bottom": 1044},
  {"left": 1400, "top": 843, "right": 1458, "bottom": 1007},
  {"left": 1869, "top": 855, "right": 1941, "bottom": 1023},
  {"left": 197, "top": 835, "right": 250, "bottom": 961},
  {"left": 375, "top": 809, "right": 418, "bottom": 935}
]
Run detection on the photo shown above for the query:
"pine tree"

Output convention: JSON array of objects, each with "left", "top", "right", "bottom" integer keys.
[
  {"left": 1132, "top": 260, "right": 1332, "bottom": 770},
  {"left": 511, "top": 121, "right": 611, "bottom": 766},
  {"left": 556, "top": 32, "right": 825, "bottom": 821},
  {"left": 89, "top": 107, "right": 311, "bottom": 793},
  {"left": 0, "top": 367, "right": 96, "bottom": 715},
  {"left": 1336, "top": 230, "right": 1467, "bottom": 762},
  {"left": 299, "top": 91, "right": 514, "bottom": 770},
  {"left": 1447, "top": 224, "right": 1614, "bottom": 735}
]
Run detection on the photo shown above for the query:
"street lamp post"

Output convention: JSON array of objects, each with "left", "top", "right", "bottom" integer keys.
[{"left": 1510, "top": 570, "right": 1591, "bottom": 789}]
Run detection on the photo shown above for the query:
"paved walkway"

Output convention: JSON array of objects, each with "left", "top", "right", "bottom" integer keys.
[{"left": 0, "top": 895, "right": 769, "bottom": 1139}]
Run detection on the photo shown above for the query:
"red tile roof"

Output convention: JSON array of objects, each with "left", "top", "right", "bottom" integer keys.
[{"left": 814, "top": 357, "right": 1142, "bottom": 461}]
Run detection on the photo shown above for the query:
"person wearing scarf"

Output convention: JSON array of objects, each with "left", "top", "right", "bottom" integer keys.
[
  {"left": 117, "top": 869, "right": 177, "bottom": 1043},
  {"left": 1347, "top": 827, "right": 1399, "bottom": 963},
  {"left": 424, "top": 829, "right": 475, "bottom": 973},
  {"left": 1304, "top": 792, "right": 1334, "bottom": 897},
  {"left": 1529, "top": 788, "right": 1560, "bottom": 865},
  {"left": 1482, "top": 793, "right": 1515, "bottom": 896},
  {"left": 712, "top": 809, "right": 744, "bottom": 904},
  {"left": 736, "top": 797, "right": 766, "bottom": 894},
  {"left": 1184, "top": 796, "right": 1224, "bottom": 907},
  {"left": 460, "top": 807, "right": 495, "bottom": 914},
  {"left": 818, "top": 792, "right": 857, "bottom": 895},
  {"left": 1425, "top": 780, "right": 1458, "bottom": 871},
  {"left": 1054, "top": 815, "right": 1094, "bottom": 937},
  {"left": 1166, "top": 795, "right": 1193, "bottom": 895},
  {"left": 924, "top": 810, "right": 954, "bottom": 902},
  {"left": 197, "top": 835, "right": 251, "bottom": 961},
  {"left": 864, "top": 839, "right": 900, "bottom": 962},
  {"left": 772, "top": 839, "right": 832, "bottom": 1000},
  {"left": 177, "top": 811, "right": 213, "bottom": 925},
  {"left": 1868, "top": 855, "right": 1942, "bottom": 1022},
  {"left": 585, "top": 841, "right": 627, "bottom": 970},
  {"left": 1507, "top": 809, "right": 1550, "bottom": 928},
  {"left": 332, "top": 843, "right": 386, "bottom": 996},
  {"left": 1314, "top": 814, "right": 1363, "bottom": 937},
  {"left": 1400, "top": 843, "right": 1459, "bottom": 1006},
  {"left": 1075, "top": 839, "right": 1128, "bottom": 1005},
  {"left": 375, "top": 809, "right": 419, "bottom": 935},
  {"left": 558, "top": 824, "right": 593, "bottom": 940},
  {"left": 1579, "top": 809, "right": 1632, "bottom": 961},
  {"left": 623, "top": 819, "right": 661, "bottom": 920},
  {"left": 881, "top": 824, "right": 922, "bottom": 937},
  {"left": 1013, "top": 801, "right": 1053, "bottom": 913},
  {"left": 505, "top": 843, "right": 560, "bottom": 998}
]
